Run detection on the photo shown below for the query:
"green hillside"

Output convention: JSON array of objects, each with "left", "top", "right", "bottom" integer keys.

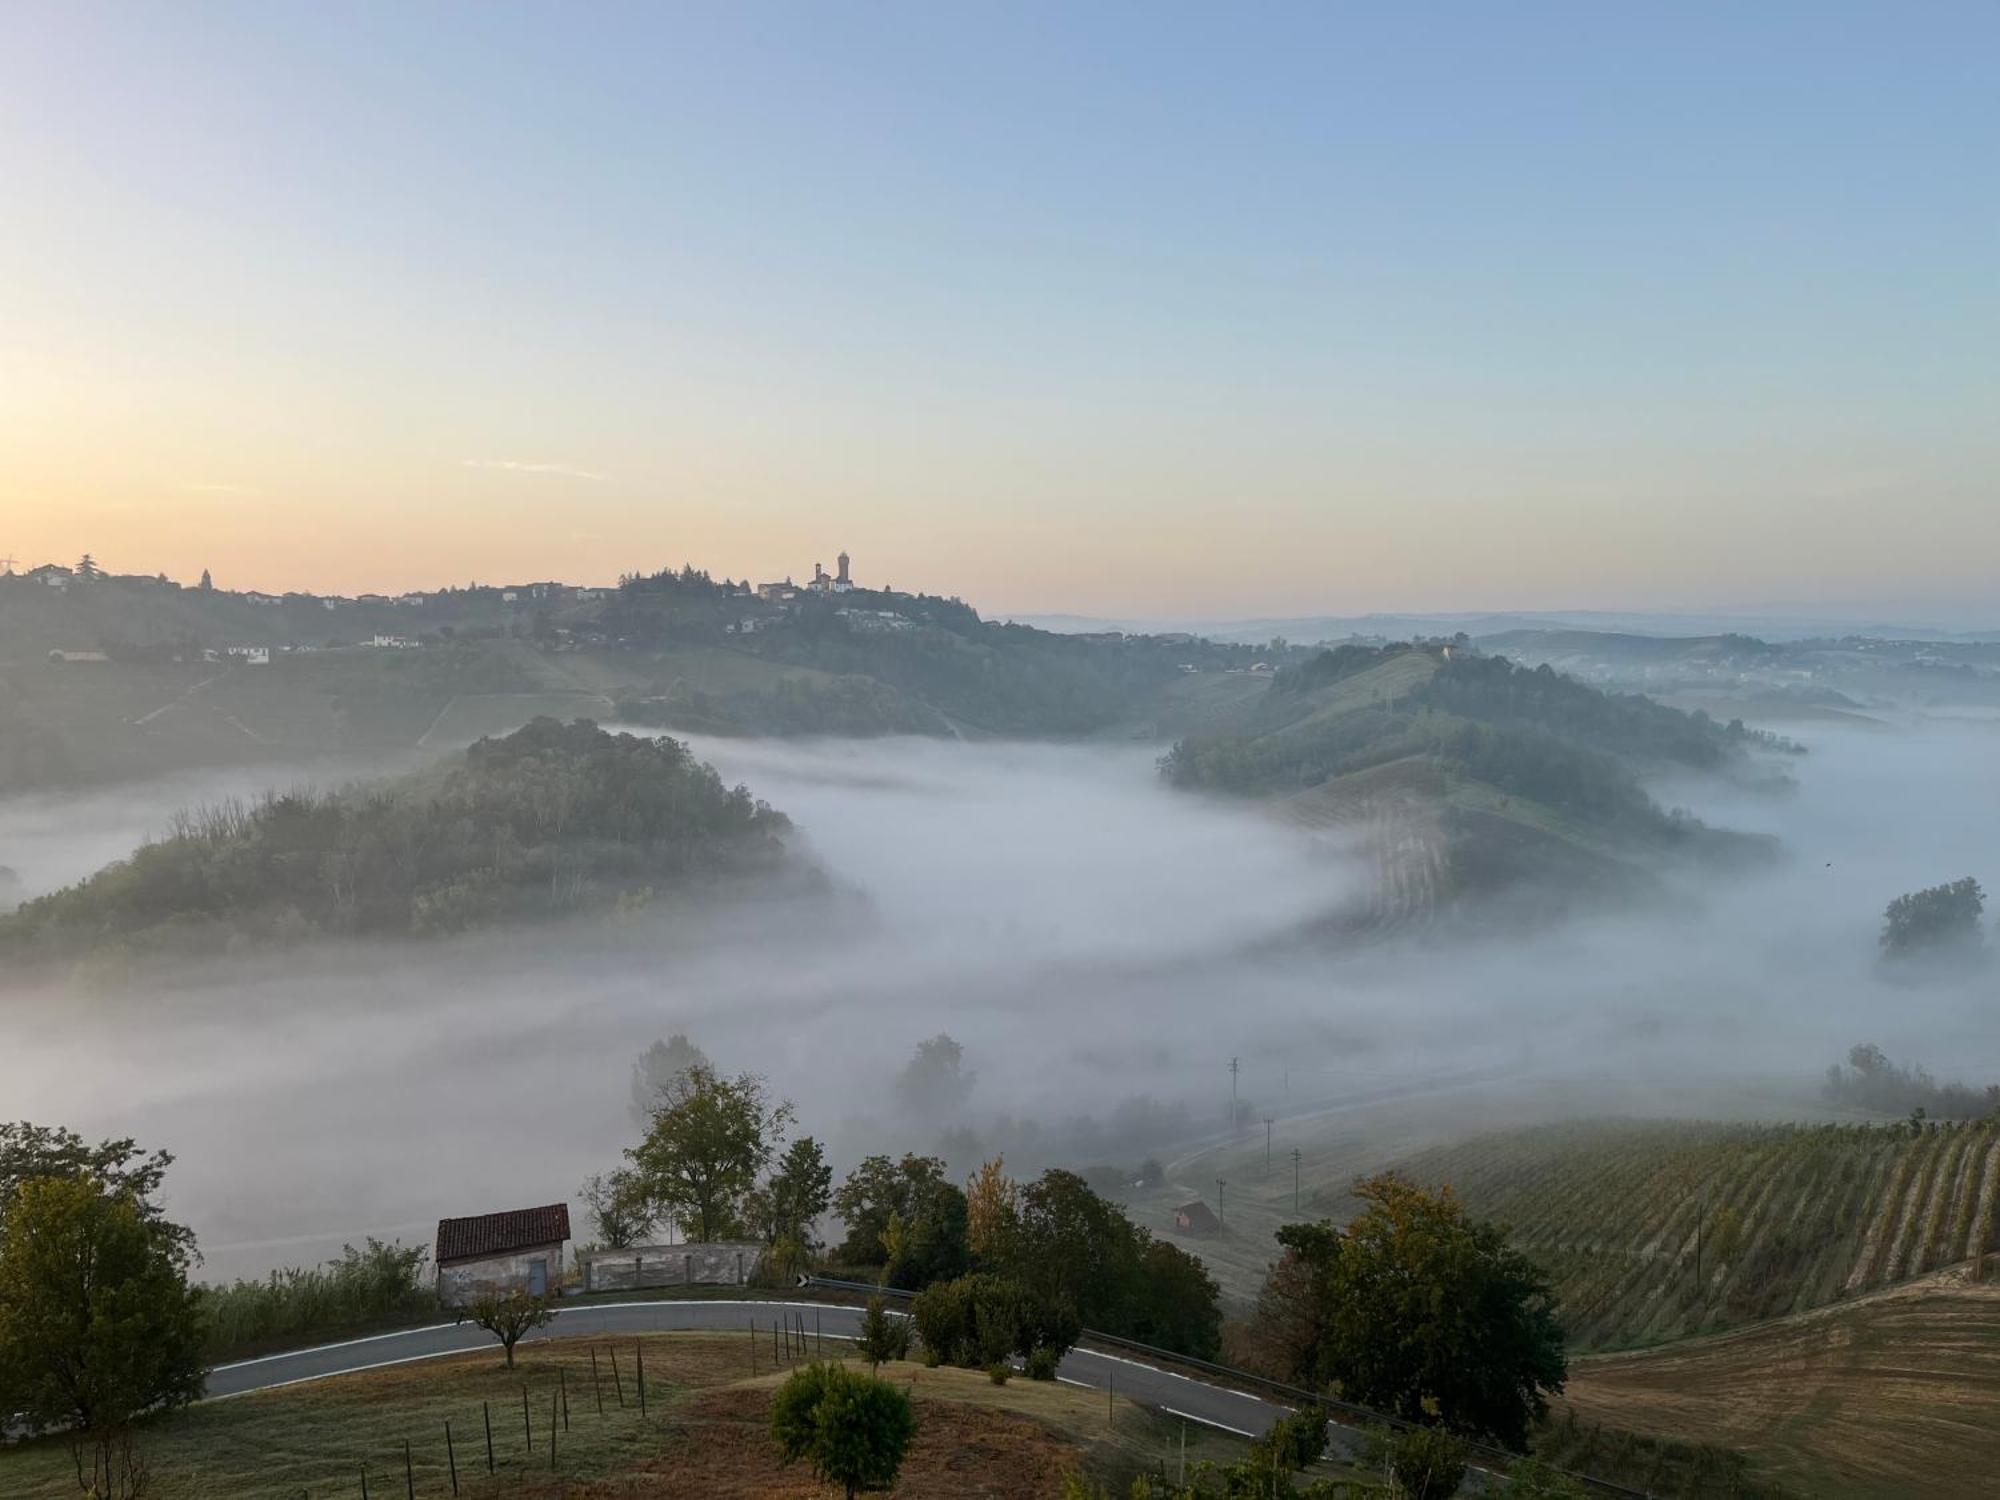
[
  {"left": 1385, "top": 1118, "right": 2000, "bottom": 1352},
  {"left": 1162, "top": 644, "right": 1778, "bottom": 919},
  {"left": 0, "top": 718, "right": 789, "bottom": 963}
]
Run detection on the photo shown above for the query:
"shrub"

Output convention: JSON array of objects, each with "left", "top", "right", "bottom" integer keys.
[
  {"left": 771, "top": 1362, "right": 917, "bottom": 1498},
  {"left": 201, "top": 1238, "right": 431, "bottom": 1359},
  {"left": 1377, "top": 1426, "right": 1469, "bottom": 1500},
  {"left": 856, "top": 1295, "right": 910, "bottom": 1369},
  {"left": 986, "top": 1360, "right": 1012, "bottom": 1385},
  {"left": 1024, "top": 1344, "right": 1062, "bottom": 1380}
]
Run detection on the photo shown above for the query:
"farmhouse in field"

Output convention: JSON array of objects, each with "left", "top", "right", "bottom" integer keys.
[
  {"left": 435, "top": 1202, "right": 571, "bottom": 1307},
  {"left": 1172, "top": 1199, "right": 1221, "bottom": 1237}
]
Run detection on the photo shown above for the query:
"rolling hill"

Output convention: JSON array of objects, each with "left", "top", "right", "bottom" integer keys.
[
  {"left": 0, "top": 718, "right": 790, "bottom": 963},
  {"left": 1386, "top": 1117, "right": 2000, "bottom": 1352},
  {"left": 1160, "top": 644, "right": 1782, "bottom": 923},
  {"left": 1558, "top": 1265, "right": 2000, "bottom": 1499},
  {"left": 0, "top": 569, "right": 1272, "bottom": 793}
]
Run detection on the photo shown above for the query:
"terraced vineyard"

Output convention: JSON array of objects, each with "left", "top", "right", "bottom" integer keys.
[{"left": 1392, "top": 1117, "right": 2000, "bottom": 1351}]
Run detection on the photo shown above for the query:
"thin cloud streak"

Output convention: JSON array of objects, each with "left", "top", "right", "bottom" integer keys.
[{"left": 461, "top": 459, "right": 610, "bottom": 482}]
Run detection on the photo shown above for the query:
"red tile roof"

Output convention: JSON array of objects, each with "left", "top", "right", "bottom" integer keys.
[{"left": 436, "top": 1203, "right": 571, "bottom": 1264}]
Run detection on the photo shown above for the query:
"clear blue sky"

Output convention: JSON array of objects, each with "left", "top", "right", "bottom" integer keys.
[{"left": 3, "top": 2, "right": 1994, "bottom": 617}]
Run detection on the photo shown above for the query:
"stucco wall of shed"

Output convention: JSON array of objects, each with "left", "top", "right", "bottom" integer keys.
[{"left": 438, "top": 1242, "right": 565, "bottom": 1307}]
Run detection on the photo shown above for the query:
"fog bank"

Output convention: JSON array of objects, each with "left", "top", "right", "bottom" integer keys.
[{"left": 2, "top": 721, "right": 1996, "bottom": 1281}]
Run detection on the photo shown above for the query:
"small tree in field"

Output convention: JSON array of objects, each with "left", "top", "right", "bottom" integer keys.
[
  {"left": 462, "top": 1288, "right": 554, "bottom": 1368},
  {"left": 771, "top": 1362, "right": 917, "bottom": 1498},
  {"left": 856, "top": 1296, "right": 909, "bottom": 1370}
]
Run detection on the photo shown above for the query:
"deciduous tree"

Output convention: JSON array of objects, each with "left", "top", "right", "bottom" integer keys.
[
  {"left": 627, "top": 1064, "right": 792, "bottom": 1243},
  {"left": 462, "top": 1288, "right": 554, "bottom": 1368},
  {"left": 0, "top": 1175, "right": 205, "bottom": 1498},
  {"left": 1256, "top": 1173, "right": 1566, "bottom": 1448}
]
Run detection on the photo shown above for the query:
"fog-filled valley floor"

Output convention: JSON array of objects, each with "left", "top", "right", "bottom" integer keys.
[{"left": 2, "top": 718, "right": 1996, "bottom": 1284}]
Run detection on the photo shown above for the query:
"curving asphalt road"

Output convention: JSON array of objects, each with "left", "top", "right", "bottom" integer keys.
[{"left": 206, "top": 1298, "right": 1286, "bottom": 1441}]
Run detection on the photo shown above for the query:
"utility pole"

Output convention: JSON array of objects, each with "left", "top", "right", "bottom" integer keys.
[
  {"left": 1229, "top": 1056, "right": 1239, "bottom": 1130},
  {"left": 1217, "top": 1177, "right": 1227, "bottom": 1226},
  {"left": 1264, "top": 1116, "right": 1274, "bottom": 1174},
  {"left": 1291, "top": 1148, "right": 1301, "bottom": 1213}
]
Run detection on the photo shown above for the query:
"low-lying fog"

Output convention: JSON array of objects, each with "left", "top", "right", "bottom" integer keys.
[{"left": 2, "top": 720, "right": 1996, "bottom": 1282}]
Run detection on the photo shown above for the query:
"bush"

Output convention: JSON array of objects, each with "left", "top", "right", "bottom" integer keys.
[
  {"left": 771, "top": 1362, "right": 917, "bottom": 1498},
  {"left": 1375, "top": 1426, "right": 1469, "bottom": 1500},
  {"left": 856, "top": 1295, "right": 910, "bottom": 1369},
  {"left": 1499, "top": 1458, "right": 1589, "bottom": 1498},
  {"left": 200, "top": 1238, "right": 431, "bottom": 1359},
  {"left": 986, "top": 1360, "right": 1012, "bottom": 1385},
  {"left": 1024, "top": 1344, "right": 1062, "bottom": 1380}
]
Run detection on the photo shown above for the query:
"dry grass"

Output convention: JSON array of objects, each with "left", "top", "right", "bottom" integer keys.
[
  {"left": 1561, "top": 1265, "right": 2000, "bottom": 1499},
  {"left": 0, "top": 1334, "right": 1251, "bottom": 1499}
]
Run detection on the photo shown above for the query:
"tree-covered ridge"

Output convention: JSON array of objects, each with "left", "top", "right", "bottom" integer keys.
[
  {"left": 0, "top": 717, "right": 788, "bottom": 958},
  {"left": 1163, "top": 645, "right": 1769, "bottom": 841}
]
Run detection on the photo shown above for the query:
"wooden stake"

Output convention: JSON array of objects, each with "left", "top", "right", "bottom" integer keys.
[
  {"left": 483, "top": 1401, "right": 494, "bottom": 1473},
  {"left": 522, "top": 1384, "right": 532, "bottom": 1453},
  {"left": 560, "top": 1366, "right": 570, "bottom": 1431},
  {"left": 611, "top": 1345, "right": 626, "bottom": 1407},
  {"left": 551, "top": 1390, "right": 559, "bottom": 1469},
  {"left": 637, "top": 1338, "right": 647, "bottom": 1414},
  {"left": 591, "top": 1346, "right": 605, "bottom": 1415},
  {"left": 402, "top": 1440, "right": 414, "bottom": 1500},
  {"left": 446, "top": 1419, "right": 459, "bottom": 1495}
]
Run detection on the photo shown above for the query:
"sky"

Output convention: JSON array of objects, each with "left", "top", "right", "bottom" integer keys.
[{"left": 2, "top": 2, "right": 1994, "bottom": 619}]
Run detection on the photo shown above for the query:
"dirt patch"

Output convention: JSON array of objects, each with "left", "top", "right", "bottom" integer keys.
[{"left": 530, "top": 1386, "right": 1083, "bottom": 1498}]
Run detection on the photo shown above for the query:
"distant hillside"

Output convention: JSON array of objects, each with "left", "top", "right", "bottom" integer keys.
[
  {"left": 0, "top": 718, "right": 788, "bottom": 962},
  {"left": 0, "top": 569, "right": 1283, "bottom": 792},
  {"left": 1383, "top": 1118, "right": 2000, "bottom": 1353},
  {"left": 1160, "top": 644, "right": 1778, "bottom": 920}
]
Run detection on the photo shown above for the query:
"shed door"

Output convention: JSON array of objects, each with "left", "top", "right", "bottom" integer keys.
[{"left": 528, "top": 1258, "right": 548, "bottom": 1296}]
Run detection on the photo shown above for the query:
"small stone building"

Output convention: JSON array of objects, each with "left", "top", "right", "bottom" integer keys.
[
  {"left": 1172, "top": 1199, "right": 1221, "bottom": 1237},
  {"left": 436, "top": 1203, "right": 571, "bottom": 1308}
]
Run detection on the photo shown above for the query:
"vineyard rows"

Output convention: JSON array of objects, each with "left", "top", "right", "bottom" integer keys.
[{"left": 1394, "top": 1117, "right": 2000, "bottom": 1351}]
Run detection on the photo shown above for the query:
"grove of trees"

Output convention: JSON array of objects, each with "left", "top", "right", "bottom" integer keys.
[
  {"left": 1244, "top": 1173, "right": 1566, "bottom": 1448},
  {"left": 1880, "top": 876, "right": 1986, "bottom": 960},
  {"left": 0, "top": 717, "right": 790, "bottom": 958}
]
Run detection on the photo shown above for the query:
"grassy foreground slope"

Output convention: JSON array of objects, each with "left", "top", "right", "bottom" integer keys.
[
  {"left": 1395, "top": 1118, "right": 2000, "bottom": 1351},
  {"left": 0, "top": 1334, "right": 1268, "bottom": 1499},
  {"left": 1560, "top": 1267, "right": 2000, "bottom": 1500}
]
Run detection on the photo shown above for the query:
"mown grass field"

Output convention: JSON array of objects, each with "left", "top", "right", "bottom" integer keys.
[
  {"left": 1560, "top": 1266, "right": 2000, "bottom": 1499},
  {"left": 0, "top": 1333, "right": 1274, "bottom": 1499}
]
